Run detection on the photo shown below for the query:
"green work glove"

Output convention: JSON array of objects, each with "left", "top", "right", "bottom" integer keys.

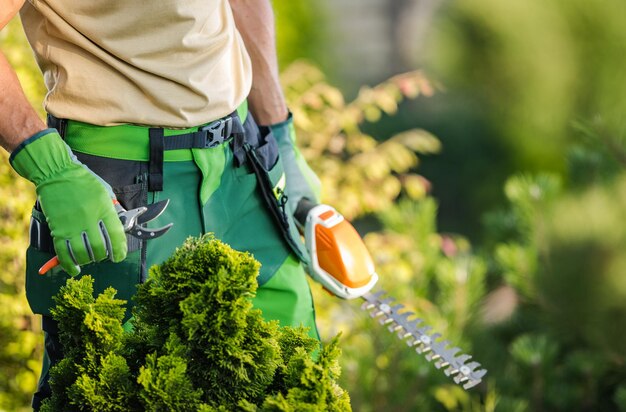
[
  {"left": 10, "top": 129, "right": 127, "bottom": 276},
  {"left": 269, "top": 112, "right": 321, "bottom": 214}
]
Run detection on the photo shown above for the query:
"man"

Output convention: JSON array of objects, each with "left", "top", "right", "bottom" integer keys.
[{"left": 0, "top": 0, "right": 321, "bottom": 409}]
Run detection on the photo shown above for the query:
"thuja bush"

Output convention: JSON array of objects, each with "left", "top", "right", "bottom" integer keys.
[{"left": 41, "top": 235, "right": 350, "bottom": 411}]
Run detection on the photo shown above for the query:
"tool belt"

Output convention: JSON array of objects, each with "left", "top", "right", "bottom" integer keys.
[
  {"left": 46, "top": 108, "right": 307, "bottom": 263},
  {"left": 48, "top": 111, "right": 244, "bottom": 191}
]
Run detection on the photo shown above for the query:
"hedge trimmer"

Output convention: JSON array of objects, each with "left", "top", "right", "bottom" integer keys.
[{"left": 295, "top": 200, "right": 487, "bottom": 390}]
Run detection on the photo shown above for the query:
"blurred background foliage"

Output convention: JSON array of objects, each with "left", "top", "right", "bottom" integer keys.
[
  {"left": 421, "top": 0, "right": 626, "bottom": 239},
  {"left": 2, "top": 0, "right": 626, "bottom": 411},
  {"left": 0, "top": 17, "right": 43, "bottom": 412}
]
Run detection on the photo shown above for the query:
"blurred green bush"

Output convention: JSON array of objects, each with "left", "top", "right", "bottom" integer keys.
[
  {"left": 0, "top": 18, "right": 43, "bottom": 411},
  {"left": 408, "top": 0, "right": 626, "bottom": 238},
  {"left": 274, "top": 1, "right": 327, "bottom": 69}
]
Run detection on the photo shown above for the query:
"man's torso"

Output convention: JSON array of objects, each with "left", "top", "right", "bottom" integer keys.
[{"left": 20, "top": 0, "right": 252, "bottom": 127}]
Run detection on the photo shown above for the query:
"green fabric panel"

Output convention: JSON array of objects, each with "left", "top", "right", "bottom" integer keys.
[
  {"left": 200, "top": 148, "right": 290, "bottom": 284},
  {"left": 141, "top": 153, "right": 287, "bottom": 285},
  {"left": 65, "top": 120, "right": 195, "bottom": 162},
  {"left": 26, "top": 247, "right": 142, "bottom": 319},
  {"left": 191, "top": 144, "right": 227, "bottom": 205},
  {"left": 142, "top": 157, "right": 317, "bottom": 334},
  {"left": 252, "top": 254, "right": 319, "bottom": 340}
]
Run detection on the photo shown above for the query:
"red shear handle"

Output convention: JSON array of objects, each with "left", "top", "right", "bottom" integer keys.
[{"left": 39, "top": 256, "right": 60, "bottom": 275}]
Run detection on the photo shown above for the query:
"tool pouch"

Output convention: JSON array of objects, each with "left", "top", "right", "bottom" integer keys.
[
  {"left": 232, "top": 115, "right": 309, "bottom": 265},
  {"left": 25, "top": 154, "right": 148, "bottom": 320}
]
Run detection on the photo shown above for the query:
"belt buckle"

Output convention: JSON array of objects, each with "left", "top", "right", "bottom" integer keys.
[{"left": 202, "top": 117, "right": 233, "bottom": 148}]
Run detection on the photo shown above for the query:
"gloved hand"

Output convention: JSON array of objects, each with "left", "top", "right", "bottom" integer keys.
[
  {"left": 10, "top": 129, "right": 127, "bottom": 276},
  {"left": 269, "top": 112, "right": 321, "bottom": 214}
]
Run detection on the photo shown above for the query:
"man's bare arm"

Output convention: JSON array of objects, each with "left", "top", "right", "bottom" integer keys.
[
  {"left": 0, "top": 0, "right": 47, "bottom": 152},
  {"left": 229, "top": 0, "right": 288, "bottom": 125},
  {"left": 0, "top": 0, "right": 24, "bottom": 28}
]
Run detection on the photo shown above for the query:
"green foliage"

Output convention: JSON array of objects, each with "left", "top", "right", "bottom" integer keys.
[
  {"left": 40, "top": 279, "right": 136, "bottom": 412},
  {"left": 483, "top": 174, "right": 561, "bottom": 299},
  {"left": 133, "top": 236, "right": 280, "bottom": 407},
  {"left": 509, "top": 334, "right": 558, "bottom": 368},
  {"left": 412, "top": 0, "right": 626, "bottom": 240},
  {"left": 0, "top": 17, "right": 45, "bottom": 411},
  {"left": 615, "top": 385, "right": 626, "bottom": 412},
  {"left": 262, "top": 337, "right": 350, "bottom": 412},
  {"left": 0, "top": 289, "right": 40, "bottom": 411},
  {"left": 432, "top": 384, "right": 497, "bottom": 412},
  {"left": 477, "top": 173, "right": 626, "bottom": 412},
  {"left": 137, "top": 337, "right": 203, "bottom": 411},
  {"left": 0, "top": 132, "right": 41, "bottom": 410},
  {"left": 41, "top": 235, "right": 350, "bottom": 411},
  {"left": 1, "top": 18, "right": 47, "bottom": 116},
  {"left": 282, "top": 61, "right": 440, "bottom": 219},
  {"left": 273, "top": 2, "right": 327, "bottom": 69},
  {"left": 70, "top": 353, "right": 137, "bottom": 411},
  {"left": 568, "top": 119, "right": 626, "bottom": 188},
  {"left": 428, "top": 0, "right": 626, "bottom": 173},
  {"left": 541, "top": 176, "right": 626, "bottom": 359}
]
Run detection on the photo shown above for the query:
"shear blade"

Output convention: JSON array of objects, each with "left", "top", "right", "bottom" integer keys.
[
  {"left": 128, "top": 222, "right": 173, "bottom": 240},
  {"left": 137, "top": 199, "right": 170, "bottom": 225}
]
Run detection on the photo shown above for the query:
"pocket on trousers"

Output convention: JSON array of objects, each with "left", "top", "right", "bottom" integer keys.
[
  {"left": 25, "top": 246, "right": 141, "bottom": 319},
  {"left": 24, "top": 178, "right": 147, "bottom": 319},
  {"left": 113, "top": 182, "right": 145, "bottom": 210}
]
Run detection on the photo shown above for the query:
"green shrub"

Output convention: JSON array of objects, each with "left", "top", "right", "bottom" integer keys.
[{"left": 41, "top": 235, "right": 350, "bottom": 411}]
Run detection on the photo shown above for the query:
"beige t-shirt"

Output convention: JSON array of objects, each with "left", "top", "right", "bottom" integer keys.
[{"left": 20, "top": 0, "right": 252, "bottom": 127}]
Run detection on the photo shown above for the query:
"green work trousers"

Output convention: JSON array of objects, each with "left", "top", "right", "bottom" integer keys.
[{"left": 29, "top": 111, "right": 318, "bottom": 409}]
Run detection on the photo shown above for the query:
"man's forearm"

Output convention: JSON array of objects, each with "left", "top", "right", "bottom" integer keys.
[
  {"left": 229, "top": 0, "right": 288, "bottom": 125},
  {"left": 0, "top": 51, "right": 47, "bottom": 152}
]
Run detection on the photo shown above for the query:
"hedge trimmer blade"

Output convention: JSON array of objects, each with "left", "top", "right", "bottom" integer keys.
[{"left": 361, "top": 290, "right": 487, "bottom": 389}]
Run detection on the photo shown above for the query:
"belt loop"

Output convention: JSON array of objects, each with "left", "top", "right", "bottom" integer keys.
[
  {"left": 230, "top": 112, "right": 246, "bottom": 167},
  {"left": 148, "top": 128, "right": 164, "bottom": 191}
]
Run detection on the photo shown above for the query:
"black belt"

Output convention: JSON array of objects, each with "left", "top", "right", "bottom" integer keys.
[{"left": 47, "top": 113, "right": 245, "bottom": 192}]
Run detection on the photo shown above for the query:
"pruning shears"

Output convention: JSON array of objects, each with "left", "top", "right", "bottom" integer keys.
[{"left": 38, "top": 199, "right": 173, "bottom": 275}]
